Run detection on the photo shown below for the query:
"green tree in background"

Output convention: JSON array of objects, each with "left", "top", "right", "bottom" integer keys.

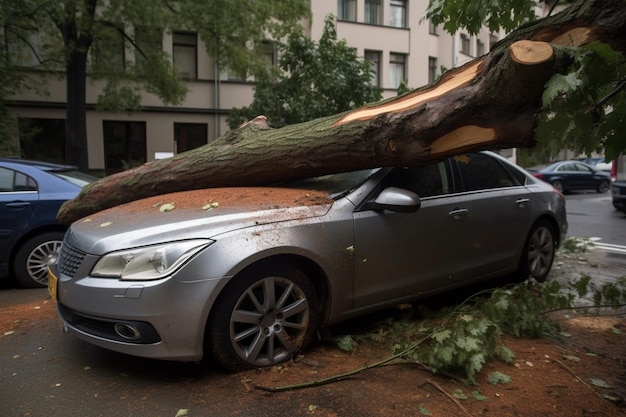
[
  {"left": 227, "top": 15, "right": 382, "bottom": 129},
  {"left": 1, "top": 0, "right": 310, "bottom": 171}
]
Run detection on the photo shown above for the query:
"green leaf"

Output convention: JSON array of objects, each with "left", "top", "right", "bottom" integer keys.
[
  {"left": 472, "top": 390, "right": 487, "bottom": 401},
  {"left": 487, "top": 371, "right": 512, "bottom": 385},
  {"left": 432, "top": 329, "right": 452, "bottom": 343},
  {"left": 494, "top": 345, "right": 515, "bottom": 364},
  {"left": 335, "top": 335, "right": 358, "bottom": 352},
  {"left": 418, "top": 405, "right": 432, "bottom": 416},
  {"left": 453, "top": 389, "right": 468, "bottom": 400}
]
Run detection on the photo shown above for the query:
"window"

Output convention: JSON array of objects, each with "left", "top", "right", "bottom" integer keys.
[
  {"left": 384, "top": 162, "right": 453, "bottom": 198},
  {"left": 428, "top": 57, "right": 438, "bottom": 84},
  {"left": 365, "top": 0, "right": 382, "bottom": 25},
  {"left": 389, "top": 53, "right": 406, "bottom": 89},
  {"left": 460, "top": 34, "right": 471, "bottom": 55},
  {"left": 103, "top": 121, "right": 147, "bottom": 174},
  {"left": 18, "top": 118, "right": 66, "bottom": 163},
  {"left": 477, "top": 39, "right": 485, "bottom": 56},
  {"left": 173, "top": 32, "right": 197, "bottom": 79},
  {"left": 364, "top": 50, "right": 381, "bottom": 87},
  {"left": 257, "top": 41, "right": 276, "bottom": 66},
  {"left": 0, "top": 168, "right": 37, "bottom": 192},
  {"left": 429, "top": 20, "right": 438, "bottom": 35},
  {"left": 174, "top": 123, "right": 208, "bottom": 153},
  {"left": 457, "top": 153, "right": 517, "bottom": 191},
  {"left": 135, "top": 26, "right": 162, "bottom": 71},
  {"left": 390, "top": 0, "right": 407, "bottom": 28},
  {"left": 93, "top": 26, "right": 126, "bottom": 72},
  {"left": 337, "top": 0, "right": 357, "bottom": 21},
  {"left": 6, "top": 30, "right": 45, "bottom": 67}
]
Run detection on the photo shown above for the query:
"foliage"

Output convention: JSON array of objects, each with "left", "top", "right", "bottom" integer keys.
[
  {"left": 424, "top": 0, "right": 538, "bottom": 36},
  {"left": 227, "top": 15, "right": 382, "bottom": 128},
  {"left": 536, "top": 43, "right": 626, "bottom": 161},
  {"left": 337, "top": 269, "right": 626, "bottom": 384},
  {"left": 0, "top": 0, "right": 310, "bottom": 166},
  {"left": 425, "top": 0, "right": 626, "bottom": 162}
]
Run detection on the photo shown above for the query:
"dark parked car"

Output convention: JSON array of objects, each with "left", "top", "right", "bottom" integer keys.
[
  {"left": 527, "top": 160, "right": 611, "bottom": 193},
  {"left": 0, "top": 158, "right": 96, "bottom": 287},
  {"left": 611, "top": 154, "right": 626, "bottom": 213},
  {"left": 578, "top": 157, "right": 612, "bottom": 172},
  {"left": 50, "top": 151, "right": 567, "bottom": 370}
]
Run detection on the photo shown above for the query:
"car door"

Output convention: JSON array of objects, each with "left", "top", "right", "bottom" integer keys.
[
  {"left": 572, "top": 162, "right": 597, "bottom": 189},
  {"left": 556, "top": 162, "right": 585, "bottom": 190},
  {"left": 453, "top": 153, "right": 533, "bottom": 277},
  {"left": 352, "top": 160, "right": 476, "bottom": 308},
  {"left": 0, "top": 167, "right": 39, "bottom": 274}
]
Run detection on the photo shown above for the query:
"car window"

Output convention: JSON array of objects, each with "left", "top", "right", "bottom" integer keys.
[
  {"left": 382, "top": 161, "right": 452, "bottom": 198},
  {"left": 573, "top": 163, "right": 592, "bottom": 173},
  {"left": 456, "top": 153, "right": 517, "bottom": 191},
  {"left": 0, "top": 167, "right": 38, "bottom": 192}
]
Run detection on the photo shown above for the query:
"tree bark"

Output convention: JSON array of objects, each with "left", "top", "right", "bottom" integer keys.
[{"left": 58, "top": 0, "right": 626, "bottom": 224}]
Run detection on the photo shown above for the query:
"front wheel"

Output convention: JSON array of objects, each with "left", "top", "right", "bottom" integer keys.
[
  {"left": 207, "top": 264, "right": 320, "bottom": 371},
  {"left": 517, "top": 220, "right": 556, "bottom": 282},
  {"left": 14, "top": 231, "right": 65, "bottom": 288},
  {"left": 597, "top": 180, "right": 610, "bottom": 193}
]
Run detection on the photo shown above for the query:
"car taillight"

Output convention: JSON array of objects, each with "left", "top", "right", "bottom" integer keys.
[{"left": 532, "top": 173, "right": 543, "bottom": 179}]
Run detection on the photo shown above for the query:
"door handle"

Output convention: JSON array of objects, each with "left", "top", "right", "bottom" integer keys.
[
  {"left": 6, "top": 201, "right": 31, "bottom": 209},
  {"left": 448, "top": 208, "right": 469, "bottom": 220},
  {"left": 515, "top": 198, "right": 530, "bottom": 208}
]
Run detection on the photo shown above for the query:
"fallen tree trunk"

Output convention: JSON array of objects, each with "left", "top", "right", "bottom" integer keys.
[{"left": 58, "top": 0, "right": 626, "bottom": 224}]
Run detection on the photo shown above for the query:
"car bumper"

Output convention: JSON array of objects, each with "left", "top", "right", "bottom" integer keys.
[
  {"left": 612, "top": 182, "right": 626, "bottom": 209},
  {"left": 50, "top": 261, "right": 229, "bottom": 361}
]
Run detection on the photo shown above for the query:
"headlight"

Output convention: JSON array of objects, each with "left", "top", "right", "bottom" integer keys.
[{"left": 91, "top": 239, "right": 213, "bottom": 280}]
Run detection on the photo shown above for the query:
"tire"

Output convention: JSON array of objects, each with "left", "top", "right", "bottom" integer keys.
[
  {"left": 597, "top": 180, "right": 610, "bottom": 193},
  {"left": 517, "top": 220, "right": 556, "bottom": 282},
  {"left": 14, "top": 231, "right": 65, "bottom": 288},
  {"left": 551, "top": 180, "right": 564, "bottom": 193},
  {"left": 207, "top": 264, "right": 320, "bottom": 371}
]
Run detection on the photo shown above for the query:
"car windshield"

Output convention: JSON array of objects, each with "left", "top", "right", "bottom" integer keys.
[
  {"left": 52, "top": 170, "right": 97, "bottom": 188},
  {"left": 282, "top": 169, "right": 379, "bottom": 199}
]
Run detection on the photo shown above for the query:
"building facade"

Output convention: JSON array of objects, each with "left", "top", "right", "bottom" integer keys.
[{"left": 7, "top": 0, "right": 504, "bottom": 174}]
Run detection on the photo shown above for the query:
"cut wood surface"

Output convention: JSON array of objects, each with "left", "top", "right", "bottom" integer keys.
[{"left": 58, "top": 0, "right": 626, "bottom": 224}]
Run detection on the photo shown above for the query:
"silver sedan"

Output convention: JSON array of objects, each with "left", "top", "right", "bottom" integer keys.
[{"left": 49, "top": 151, "right": 567, "bottom": 370}]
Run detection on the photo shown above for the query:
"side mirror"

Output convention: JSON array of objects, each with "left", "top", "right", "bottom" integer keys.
[{"left": 363, "top": 187, "right": 421, "bottom": 213}]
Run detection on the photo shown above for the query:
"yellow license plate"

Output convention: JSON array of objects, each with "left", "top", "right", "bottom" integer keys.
[{"left": 48, "top": 267, "right": 58, "bottom": 300}]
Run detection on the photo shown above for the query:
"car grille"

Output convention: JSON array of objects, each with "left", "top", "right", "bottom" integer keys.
[{"left": 57, "top": 242, "right": 87, "bottom": 278}]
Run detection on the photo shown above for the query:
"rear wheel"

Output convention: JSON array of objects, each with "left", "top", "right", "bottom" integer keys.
[
  {"left": 597, "top": 180, "right": 610, "bottom": 193},
  {"left": 517, "top": 220, "right": 556, "bottom": 282},
  {"left": 14, "top": 231, "right": 65, "bottom": 288},
  {"left": 551, "top": 180, "right": 564, "bottom": 193},
  {"left": 208, "top": 264, "right": 319, "bottom": 371}
]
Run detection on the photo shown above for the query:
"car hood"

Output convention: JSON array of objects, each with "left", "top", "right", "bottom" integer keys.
[{"left": 67, "top": 187, "right": 334, "bottom": 254}]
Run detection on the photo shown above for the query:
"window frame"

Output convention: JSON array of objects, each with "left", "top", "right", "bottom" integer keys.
[
  {"left": 173, "top": 31, "right": 198, "bottom": 79},
  {"left": 364, "top": 0, "right": 382, "bottom": 25},
  {"left": 102, "top": 120, "right": 147, "bottom": 175},
  {"left": 428, "top": 56, "right": 437, "bottom": 84},
  {"left": 389, "top": 52, "right": 406, "bottom": 89},
  {"left": 389, "top": 0, "right": 407, "bottom": 28},
  {"left": 337, "top": 0, "right": 357, "bottom": 21},
  {"left": 364, "top": 50, "right": 381, "bottom": 87},
  {"left": 460, "top": 34, "right": 471, "bottom": 55}
]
